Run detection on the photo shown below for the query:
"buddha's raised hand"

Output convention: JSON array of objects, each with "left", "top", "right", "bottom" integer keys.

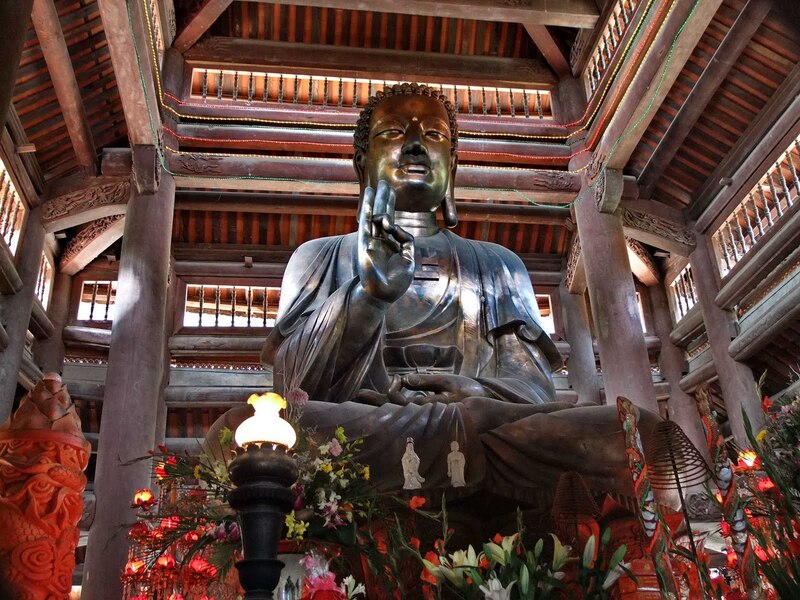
[{"left": 357, "top": 180, "right": 415, "bottom": 303}]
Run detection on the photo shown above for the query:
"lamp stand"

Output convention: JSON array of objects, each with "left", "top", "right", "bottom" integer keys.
[{"left": 228, "top": 444, "right": 298, "bottom": 600}]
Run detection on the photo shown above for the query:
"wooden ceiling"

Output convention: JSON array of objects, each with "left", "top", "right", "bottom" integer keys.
[
  {"left": 13, "top": 0, "right": 126, "bottom": 182},
  {"left": 628, "top": 0, "right": 800, "bottom": 211},
  {"left": 9, "top": 0, "right": 800, "bottom": 264}
]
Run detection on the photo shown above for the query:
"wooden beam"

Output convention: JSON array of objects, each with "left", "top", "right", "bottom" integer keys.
[
  {"left": 59, "top": 215, "right": 126, "bottom": 276},
  {"left": 238, "top": 0, "right": 599, "bottom": 28},
  {"left": 167, "top": 151, "right": 580, "bottom": 202},
  {"left": 185, "top": 37, "right": 556, "bottom": 88},
  {"left": 693, "top": 64, "right": 800, "bottom": 229},
  {"left": 626, "top": 238, "right": 660, "bottom": 286},
  {"left": 173, "top": 0, "right": 232, "bottom": 52},
  {"left": 43, "top": 176, "right": 130, "bottom": 232},
  {"left": 637, "top": 0, "right": 770, "bottom": 199},
  {"left": 175, "top": 123, "right": 573, "bottom": 165},
  {"left": 96, "top": 0, "right": 159, "bottom": 145},
  {"left": 31, "top": 0, "right": 97, "bottom": 172},
  {"left": 524, "top": 25, "right": 570, "bottom": 79},
  {"left": 592, "top": 0, "right": 724, "bottom": 170},
  {"left": 175, "top": 192, "right": 571, "bottom": 226}
]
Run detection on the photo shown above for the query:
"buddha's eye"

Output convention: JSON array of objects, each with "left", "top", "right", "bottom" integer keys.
[
  {"left": 376, "top": 127, "right": 404, "bottom": 138},
  {"left": 425, "top": 130, "right": 446, "bottom": 141}
]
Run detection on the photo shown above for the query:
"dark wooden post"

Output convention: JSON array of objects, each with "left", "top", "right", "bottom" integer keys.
[
  {"left": 34, "top": 271, "right": 72, "bottom": 373},
  {"left": 572, "top": 160, "right": 658, "bottom": 411},
  {"left": 0, "top": 205, "right": 45, "bottom": 420},
  {"left": 81, "top": 167, "right": 175, "bottom": 600},
  {"left": 689, "top": 234, "right": 762, "bottom": 444},
  {"left": 558, "top": 280, "right": 600, "bottom": 404},
  {"left": 648, "top": 282, "right": 710, "bottom": 461}
]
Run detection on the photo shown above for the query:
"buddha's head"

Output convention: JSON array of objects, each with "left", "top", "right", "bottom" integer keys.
[{"left": 354, "top": 83, "right": 459, "bottom": 226}]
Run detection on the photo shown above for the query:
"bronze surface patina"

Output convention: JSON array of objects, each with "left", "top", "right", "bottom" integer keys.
[{"left": 216, "top": 84, "right": 661, "bottom": 508}]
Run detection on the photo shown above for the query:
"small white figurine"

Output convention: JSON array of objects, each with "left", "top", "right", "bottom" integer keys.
[
  {"left": 447, "top": 440, "right": 466, "bottom": 488},
  {"left": 402, "top": 437, "right": 425, "bottom": 490}
]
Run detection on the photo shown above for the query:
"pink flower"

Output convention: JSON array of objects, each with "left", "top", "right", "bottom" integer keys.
[
  {"left": 285, "top": 388, "right": 309, "bottom": 406},
  {"left": 328, "top": 438, "right": 343, "bottom": 457}
]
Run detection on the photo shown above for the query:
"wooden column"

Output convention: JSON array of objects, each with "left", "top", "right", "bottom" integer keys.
[
  {"left": 648, "top": 282, "right": 710, "bottom": 461},
  {"left": 0, "top": 2, "right": 34, "bottom": 134},
  {"left": 558, "top": 280, "right": 600, "bottom": 404},
  {"left": 572, "top": 164, "right": 657, "bottom": 411},
  {"left": 0, "top": 206, "right": 45, "bottom": 420},
  {"left": 81, "top": 169, "right": 175, "bottom": 600},
  {"left": 34, "top": 270, "right": 72, "bottom": 373},
  {"left": 689, "top": 235, "right": 762, "bottom": 444}
]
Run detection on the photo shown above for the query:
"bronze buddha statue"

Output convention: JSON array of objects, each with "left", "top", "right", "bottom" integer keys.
[{"left": 222, "top": 84, "right": 660, "bottom": 504}]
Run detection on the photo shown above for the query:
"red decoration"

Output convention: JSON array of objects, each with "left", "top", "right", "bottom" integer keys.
[
  {"left": 133, "top": 488, "right": 156, "bottom": 510},
  {"left": 0, "top": 375, "right": 90, "bottom": 600}
]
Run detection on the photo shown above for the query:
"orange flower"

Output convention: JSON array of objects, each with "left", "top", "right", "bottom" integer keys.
[
  {"left": 479, "top": 555, "right": 489, "bottom": 570},
  {"left": 420, "top": 551, "right": 439, "bottom": 585},
  {"left": 409, "top": 496, "right": 426, "bottom": 509},
  {"left": 410, "top": 537, "right": 421, "bottom": 550},
  {"left": 757, "top": 477, "right": 775, "bottom": 493},
  {"left": 493, "top": 533, "right": 503, "bottom": 544},
  {"left": 434, "top": 538, "right": 446, "bottom": 553}
]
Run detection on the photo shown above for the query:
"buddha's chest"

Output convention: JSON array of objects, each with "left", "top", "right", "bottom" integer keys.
[{"left": 385, "top": 235, "right": 456, "bottom": 333}]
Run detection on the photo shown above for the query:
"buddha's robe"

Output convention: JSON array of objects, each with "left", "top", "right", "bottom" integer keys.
[{"left": 259, "top": 231, "right": 654, "bottom": 505}]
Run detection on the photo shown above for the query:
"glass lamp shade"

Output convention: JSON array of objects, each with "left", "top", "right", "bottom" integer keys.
[{"left": 234, "top": 392, "right": 297, "bottom": 449}]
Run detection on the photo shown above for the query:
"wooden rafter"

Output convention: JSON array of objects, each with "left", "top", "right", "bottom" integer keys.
[
  {"left": 592, "top": 0, "right": 724, "bottom": 170},
  {"left": 173, "top": 0, "right": 232, "bottom": 53},
  {"left": 524, "top": 25, "right": 570, "bottom": 79},
  {"left": 185, "top": 38, "right": 556, "bottom": 88},
  {"left": 31, "top": 0, "right": 97, "bottom": 172},
  {"left": 96, "top": 0, "right": 159, "bottom": 146},
  {"left": 637, "top": 0, "right": 771, "bottom": 199}
]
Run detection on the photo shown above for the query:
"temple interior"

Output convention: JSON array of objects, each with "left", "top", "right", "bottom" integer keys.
[{"left": 1, "top": 0, "right": 800, "bottom": 598}]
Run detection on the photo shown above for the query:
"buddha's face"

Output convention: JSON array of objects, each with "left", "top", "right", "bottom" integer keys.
[{"left": 361, "top": 93, "right": 455, "bottom": 213}]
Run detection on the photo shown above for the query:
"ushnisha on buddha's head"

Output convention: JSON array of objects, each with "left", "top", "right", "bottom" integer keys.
[{"left": 353, "top": 83, "right": 459, "bottom": 227}]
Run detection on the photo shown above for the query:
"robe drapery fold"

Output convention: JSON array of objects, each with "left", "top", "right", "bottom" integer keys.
[
  {"left": 263, "top": 231, "right": 562, "bottom": 405},
  {"left": 257, "top": 230, "right": 661, "bottom": 507}
]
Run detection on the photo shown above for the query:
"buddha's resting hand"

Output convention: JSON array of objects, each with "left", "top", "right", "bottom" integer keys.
[
  {"left": 357, "top": 180, "right": 415, "bottom": 303},
  {"left": 352, "top": 373, "right": 490, "bottom": 406},
  {"left": 399, "top": 373, "right": 491, "bottom": 403}
]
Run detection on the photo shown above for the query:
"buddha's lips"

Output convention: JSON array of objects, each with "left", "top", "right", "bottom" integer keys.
[{"left": 400, "top": 163, "right": 430, "bottom": 174}]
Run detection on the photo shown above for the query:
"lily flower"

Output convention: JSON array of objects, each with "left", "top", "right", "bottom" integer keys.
[{"left": 479, "top": 576, "right": 516, "bottom": 600}]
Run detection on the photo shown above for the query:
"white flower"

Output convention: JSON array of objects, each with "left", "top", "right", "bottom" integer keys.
[
  {"left": 479, "top": 576, "right": 516, "bottom": 600},
  {"left": 341, "top": 575, "right": 366, "bottom": 598},
  {"left": 449, "top": 545, "right": 479, "bottom": 568}
]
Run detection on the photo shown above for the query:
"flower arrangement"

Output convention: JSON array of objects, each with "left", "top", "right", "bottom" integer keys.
[
  {"left": 402, "top": 505, "right": 631, "bottom": 600},
  {"left": 737, "top": 386, "right": 800, "bottom": 598},
  {"left": 121, "top": 389, "right": 398, "bottom": 599}
]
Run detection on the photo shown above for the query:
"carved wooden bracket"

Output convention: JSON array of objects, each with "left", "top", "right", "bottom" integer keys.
[
  {"left": 42, "top": 177, "right": 129, "bottom": 233},
  {"left": 564, "top": 234, "right": 586, "bottom": 294},
  {"left": 594, "top": 168, "right": 623, "bottom": 213},
  {"left": 59, "top": 215, "right": 126, "bottom": 275},
  {"left": 620, "top": 205, "right": 696, "bottom": 256}
]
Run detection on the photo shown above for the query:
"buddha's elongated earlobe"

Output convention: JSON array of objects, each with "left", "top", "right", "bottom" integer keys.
[
  {"left": 442, "top": 160, "right": 458, "bottom": 228},
  {"left": 441, "top": 192, "right": 457, "bottom": 228}
]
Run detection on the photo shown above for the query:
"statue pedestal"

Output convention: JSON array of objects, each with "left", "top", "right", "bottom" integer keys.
[{"left": 0, "top": 429, "right": 90, "bottom": 599}]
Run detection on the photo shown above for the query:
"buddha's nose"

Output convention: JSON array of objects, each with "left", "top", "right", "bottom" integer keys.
[{"left": 401, "top": 128, "right": 427, "bottom": 156}]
